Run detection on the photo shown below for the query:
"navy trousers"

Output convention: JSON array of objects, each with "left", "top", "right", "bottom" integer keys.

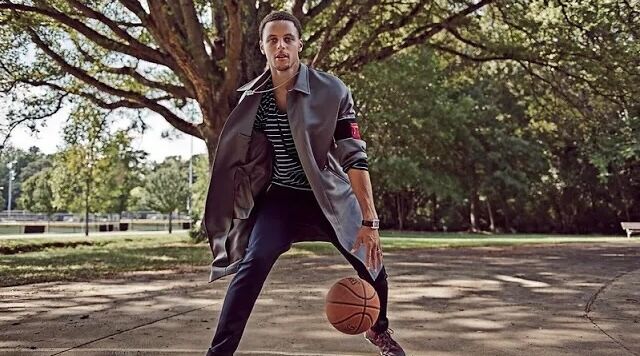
[{"left": 207, "top": 184, "right": 389, "bottom": 355}]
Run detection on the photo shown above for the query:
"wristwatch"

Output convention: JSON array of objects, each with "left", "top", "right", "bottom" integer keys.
[{"left": 362, "top": 219, "right": 380, "bottom": 229}]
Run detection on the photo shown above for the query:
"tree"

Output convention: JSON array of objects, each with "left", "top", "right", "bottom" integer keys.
[
  {"left": 51, "top": 103, "right": 144, "bottom": 234},
  {"left": 95, "top": 131, "right": 147, "bottom": 218},
  {"left": 0, "top": 0, "right": 509, "bottom": 163},
  {"left": 0, "top": 146, "right": 46, "bottom": 211},
  {"left": 141, "top": 158, "right": 189, "bottom": 234},
  {"left": 18, "top": 167, "right": 56, "bottom": 224},
  {"left": 190, "top": 153, "right": 210, "bottom": 219}
]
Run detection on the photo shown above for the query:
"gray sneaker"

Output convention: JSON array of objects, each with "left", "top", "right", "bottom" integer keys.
[{"left": 364, "top": 328, "right": 406, "bottom": 356}]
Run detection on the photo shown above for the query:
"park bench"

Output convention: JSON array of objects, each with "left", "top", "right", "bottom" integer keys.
[{"left": 620, "top": 222, "right": 640, "bottom": 238}]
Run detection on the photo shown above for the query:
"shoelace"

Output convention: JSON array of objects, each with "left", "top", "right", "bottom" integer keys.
[{"left": 374, "top": 329, "right": 399, "bottom": 351}]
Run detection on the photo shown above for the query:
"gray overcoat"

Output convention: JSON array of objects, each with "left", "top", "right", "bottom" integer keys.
[{"left": 202, "top": 63, "right": 381, "bottom": 282}]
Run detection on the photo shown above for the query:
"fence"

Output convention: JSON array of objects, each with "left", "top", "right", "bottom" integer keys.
[{"left": 0, "top": 211, "right": 192, "bottom": 235}]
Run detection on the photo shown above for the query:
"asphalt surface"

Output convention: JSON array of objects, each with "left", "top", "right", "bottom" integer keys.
[{"left": 1, "top": 242, "right": 640, "bottom": 355}]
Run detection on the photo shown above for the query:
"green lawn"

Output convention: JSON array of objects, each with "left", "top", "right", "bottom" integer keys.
[{"left": 0, "top": 231, "right": 634, "bottom": 287}]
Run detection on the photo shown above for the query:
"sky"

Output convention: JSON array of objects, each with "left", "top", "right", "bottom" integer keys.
[{"left": 9, "top": 108, "right": 209, "bottom": 162}]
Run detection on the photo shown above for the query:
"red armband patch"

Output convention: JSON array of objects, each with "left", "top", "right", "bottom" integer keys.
[{"left": 350, "top": 122, "right": 361, "bottom": 139}]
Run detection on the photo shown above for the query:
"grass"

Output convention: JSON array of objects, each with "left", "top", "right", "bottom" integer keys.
[{"left": 0, "top": 231, "right": 635, "bottom": 287}]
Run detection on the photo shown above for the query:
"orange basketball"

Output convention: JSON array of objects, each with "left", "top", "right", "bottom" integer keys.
[{"left": 325, "top": 277, "right": 380, "bottom": 334}]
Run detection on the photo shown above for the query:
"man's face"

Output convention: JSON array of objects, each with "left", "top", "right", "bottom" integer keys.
[{"left": 261, "top": 20, "right": 302, "bottom": 72}]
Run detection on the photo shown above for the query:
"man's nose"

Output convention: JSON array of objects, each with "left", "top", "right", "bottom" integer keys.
[{"left": 277, "top": 39, "right": 285, "bottom": 49}]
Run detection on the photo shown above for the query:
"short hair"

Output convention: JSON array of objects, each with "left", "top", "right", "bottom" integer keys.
[{"left": 259, "top": 11, "right": 302, "bottom": 41}]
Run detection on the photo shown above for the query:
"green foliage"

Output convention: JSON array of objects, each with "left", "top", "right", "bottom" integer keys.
[
  {"left": 0, "top": 146, "right": 47, "bottom": 211},
  {"left": 141, "top": 158, "right": 190, "bottom": 215},
  {"left": 17, "top": 168, "right": 55, "bottom": 217},
  {"left": 348, "top": 47, "right": 546, "bottom": 230},
  {"left": 190, "top": 153, "right": 210, "bottom": 219},
  {"left": 50, "top": 103, "right": 146, "bottom": 215}
]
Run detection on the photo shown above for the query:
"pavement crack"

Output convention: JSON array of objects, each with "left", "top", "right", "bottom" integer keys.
[
  {"left": 49, "top": 302, "right": 218, "bottom": 356},
  {"left": 584, "top": 269, "right": 640, "bottom": 356}
]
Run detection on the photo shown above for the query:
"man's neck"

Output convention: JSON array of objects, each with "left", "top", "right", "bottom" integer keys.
[{"left": 270, "top": 62, "right": 300, "bottom": 91}]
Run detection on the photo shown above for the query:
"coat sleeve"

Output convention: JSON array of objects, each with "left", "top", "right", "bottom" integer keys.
[{"left": 334, "top": 87, "right": 368, "bottom": 172}]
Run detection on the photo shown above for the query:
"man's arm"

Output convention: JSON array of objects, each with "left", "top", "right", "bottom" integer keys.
[
  {"left": 348, "top": 169, "right": 378, "bottom": 221},
  {"left": 348, "top": 168, "right": 383, "bottom": 272}
]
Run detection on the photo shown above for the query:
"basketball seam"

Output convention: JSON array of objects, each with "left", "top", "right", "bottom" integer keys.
[
  {"left": 363, "top": 312, "right": 374, "bottom": 327},
  {"left": 325, "top": 300, "right": 380, "bottom": 310},
  {"left": 331, "top": 311, "right": 364, "bottom": 326},
  {"left": 356, "top": 280, "right": 366, "bottom": 333},
  {"left": 336, "top": 281, "right": 377, "bottom": 300}
]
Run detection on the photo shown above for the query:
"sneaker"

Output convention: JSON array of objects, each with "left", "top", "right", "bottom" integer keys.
[{"left": 364, "top": 328, "right": 406, "bottom": 356}]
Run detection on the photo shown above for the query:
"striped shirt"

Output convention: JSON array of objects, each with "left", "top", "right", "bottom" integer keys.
[
  {"left": 253, "top": 78, "right": 369, "bottom": 190},
  {"left": 254, "top": 79, "right": 311, "bottom": 190}
]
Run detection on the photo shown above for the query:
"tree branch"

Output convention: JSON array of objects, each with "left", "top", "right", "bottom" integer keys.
[
  {"left": 28, "top": 29, "right": 200, "bottom": 138},
  {"left": 107, "top": 66, "right": 193, "bottom": 99},
  {"left": 0, "top": 2, "right": 174, "bottom": 69},
  {"left": 147, "top": 1, "right": 223, "bottom": 93},
  {"left": 291, "top": 0, "right": 305, "bottom": 19},
  {"left": 311, "top": 0, "right": 356, "bottom": 68},
  {"left": 178, "top": 0, "right": 215, "bottom": 77},
  {"left": 221, "top": 0, "right": 242, "bottom": 103},
  {"left": 1, "top": 92, "right": 69, "bottom": 151},
  {"left": 302, "top": 0, "right": 334, "bottom": 25},
  {"left": 332, "top": 0, "right": 497, "bottom": 72}
]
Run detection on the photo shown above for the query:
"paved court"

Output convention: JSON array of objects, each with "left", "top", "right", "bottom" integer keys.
[{"left": 1, "top": 242, "right": 639, "bottom": 355}]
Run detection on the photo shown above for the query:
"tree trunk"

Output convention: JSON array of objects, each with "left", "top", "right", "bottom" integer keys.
[
  {"left": 486, "top": 199, "right": 495, "bottom": 233},
  {"left": 502, "top": 198, "right": 511, "bottom": 232},
  {"left": 431, "top": 194, "right": 438, "bottom": 231},
  {"left": 168, "top": 211, "right": 173, "bottom": 234},
  {"left": 85, "top": 175, "right": 90, "bottom": 237},
  {"left": 552, "top": 194, "right": 566, "bottom": 233},
  {"left": 396, "top": 193, "right": 404, "bottom": 231},
  {"left": 468, "top": 165, "right": 480, "bottom": 232},
  {"left": 614, "top": 171, "right": 631, "bottom": 221},
  {"left": 469, "top": 198, "right": 477, "bottom": 232}
]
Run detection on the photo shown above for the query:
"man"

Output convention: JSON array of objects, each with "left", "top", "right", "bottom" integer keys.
[{"left": 203, "top": 11, "right": 405, "bottom": 356}]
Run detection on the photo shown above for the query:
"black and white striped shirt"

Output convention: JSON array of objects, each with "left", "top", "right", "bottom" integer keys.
[
  {"left": 254, "top": 80, "right": 311, "bottom": 190},
  {"left": 253, "top": 79, "right": 369, "bottom": 191}
]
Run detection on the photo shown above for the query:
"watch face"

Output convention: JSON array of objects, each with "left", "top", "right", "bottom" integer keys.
[{"left": 363, "top": 219, "right": 380, "bottom": 228}]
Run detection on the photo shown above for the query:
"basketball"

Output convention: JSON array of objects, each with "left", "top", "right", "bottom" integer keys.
[{"left": 325, "top": 277, "right": 380, "bottom": 334}]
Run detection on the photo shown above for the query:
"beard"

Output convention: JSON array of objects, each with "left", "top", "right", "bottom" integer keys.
[{"left": 271, "top": 56, "right": 298, "bottom": 72}]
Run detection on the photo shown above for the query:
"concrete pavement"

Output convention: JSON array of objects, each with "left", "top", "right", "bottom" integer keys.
[{"left": 1, "top": 242, "right": 640, "bottom": 355}]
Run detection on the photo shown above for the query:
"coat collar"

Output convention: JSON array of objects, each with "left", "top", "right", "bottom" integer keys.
[{"left": 236, "top": 63, "right": 310, "bottom": 95}]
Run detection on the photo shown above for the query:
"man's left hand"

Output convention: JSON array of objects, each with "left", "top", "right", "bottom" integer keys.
[{"left": 351, "top": 227, "right": 383, "bottom": 271}]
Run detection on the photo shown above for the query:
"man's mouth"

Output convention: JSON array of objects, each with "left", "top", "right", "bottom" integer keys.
[{"left": 275, "top": 53, "right": 289, "bottom": 59}]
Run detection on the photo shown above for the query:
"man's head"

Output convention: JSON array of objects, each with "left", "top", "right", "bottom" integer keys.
[{"left": 259, "top": 11, "right": 303, "bottom": 72}]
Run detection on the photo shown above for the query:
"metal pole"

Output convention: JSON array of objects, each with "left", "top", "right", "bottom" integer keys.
[
  {"left": 85, "top": 174, "right": 89, "bottom": 237},
  {"left": 7, "top": 160, "right": 16, "bottom": 217},
  {"left": 7, "top": 170, "right": 13, "bottom": 216},
  {"left": 188, "top": 135, "right": 193, "bottom": 216}
]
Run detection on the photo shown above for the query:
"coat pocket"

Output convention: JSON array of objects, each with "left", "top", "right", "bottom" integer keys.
[{"left": 233, "top": 167, "right": 254, "bottom": 219}]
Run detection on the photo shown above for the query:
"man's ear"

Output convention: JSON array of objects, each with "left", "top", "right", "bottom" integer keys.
[{"left": 299, "top": 41, "right": 303, "bottom": 52}]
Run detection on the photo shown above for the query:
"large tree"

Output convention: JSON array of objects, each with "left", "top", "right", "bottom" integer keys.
[
  {"left": 0, "top": 0, "right": 517, "bottom": 162},
  {"left": 1, "top": 1, "right": 637, "bottom": 164}
]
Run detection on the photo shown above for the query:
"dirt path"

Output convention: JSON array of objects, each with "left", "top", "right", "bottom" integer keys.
[{"left": 1, "top": 242, "right": 640, "bottom": 355}]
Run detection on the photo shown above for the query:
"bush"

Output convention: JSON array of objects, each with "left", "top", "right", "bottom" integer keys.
[{"left": 188, "top": 220, "right": 207, "bottom": 243}]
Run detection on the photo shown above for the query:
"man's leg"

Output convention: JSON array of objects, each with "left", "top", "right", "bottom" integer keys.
[{"left": 207, "top": 187, "right": 294, "bottom": 356}]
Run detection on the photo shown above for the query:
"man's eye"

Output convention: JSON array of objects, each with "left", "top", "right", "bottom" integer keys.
[{"left": 285, "top": 38, "right": 292, "bottom": 43}]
